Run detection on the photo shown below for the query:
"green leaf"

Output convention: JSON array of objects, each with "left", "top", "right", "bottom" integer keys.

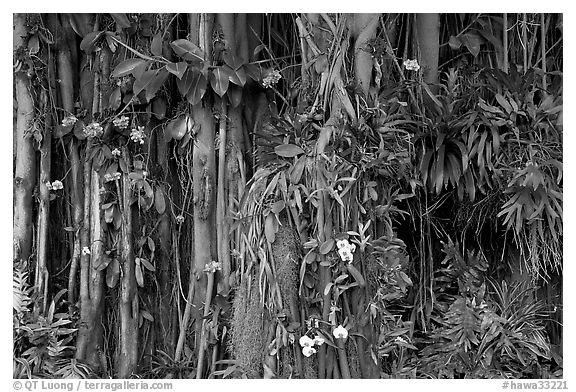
[
  {"left": 177, "top": 69, "right": 195, "bottom": 96},
  {"left": 448, "top": 35, "right": 462, "bottom": 50},
  {"left": 223, "top": 51, "right": 245, "bottom": 70},
  {"left": 164, "top": 116, "right": 189, "bottom": 141},
  {"left": 209, "top": 67, "right": 230, "bottom": 97},
  {"left": 151, "top": 33, "right": 163, "bottom": 57},
  {"left": 227, "top": 84, "right": 243, "bottom": 108},
  {"left": 495, "top": 93, "right": 513, "bottom": 114},
  {"left": 152, "top": 97, "right": 167, "bottom": 119},
  {"left": 275, "top": 144, "right": 304, "bottom": 158},
  {"left": 110, "top": 13, "right": 131, "bottom": 28},
  {"left": 109, "top": 87, "right": 122, "bottom": 110},
  {"left": 106, "top": 258, "right": 120, "bottom": 288},
  {"left": 144, "top": 67, "right": 170, "bottom": 101},
  {"left": 319, "top": 238, "right": 334, "bottom": 255},
  {"left": 135, "top": 263, "right": 144, "bottom": 287},
  {"left": 94, "top": 254, "right": 112, "bottom": 271},
  {"left": 80, "top": 31, "right": 105, "bottom": 53},
  {"left": 186, "top": 71, "right": 208, "bottom": 105},
  {"left": 264, "top": 213, "right": 278, "bottom": 243},
  {"left": 111, "top": 58, "right": 148, "bottom": 78},
  {"left": 154, "top": 187, "right": 166, "bottom": 214},
  {"left": 347, "top": 264, "right": 366, "bottom": 287},
  {"left": 227, "top": 65, "right": 247, "bottom": 86},
  {"left": 166, "top": 61, "right": 188, "bottom": 80},
  {"left": 140, "top": 258, "right": 155, "bottom": 272},
  {"left": 170, "top": 39, "right": 204, "bottom": 62},
  {"left": 435, "top": 145, "right": 445, "bottom": 194}
]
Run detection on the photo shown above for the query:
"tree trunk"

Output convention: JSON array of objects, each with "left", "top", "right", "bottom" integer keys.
[
  {"left": 416, "top": 13, "right": 440, "bottom": 88},
  {"left": 13, "top": 13, "right": 37, "bottom": 262}
]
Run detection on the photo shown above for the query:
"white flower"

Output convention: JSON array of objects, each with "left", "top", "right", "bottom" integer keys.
[
  {"left": 349, "top": 243, "right": 356, "bottom": 253},
  {"left": 203, "top": 260, "right": 222, "bottom": 273},
  {"left": 82, "top": 246, "right": 91, "bottom": 255},
  {"left": 299, "top": 335, "right": 314, "bottom": 348},
  {"left": 312, "top": 335, "right": 325, "bottom": 346},
  {"left": 104, "top": 172, "right": 121, "bottom": 183},
  {"left": 45, "top": 181, "right": 53, "bottom": 190},
  {"left": 61, "top": 115, "right": 77, "bottom": 127},
  {"left": 302, "top": 346, "right": 316, "bottom": 357},
  {"left": 338, "top": 247, "right": 353, "bottom": 263},
  {"left": 336, "top": 239, "right": 349, "bottom": 249},
  {"left": 175, "top": 215, "right": 185, "bottom": 224},
  {"left": 113, "top": 115, "right": 130, "bottom": 129},
  {"left": 111, "top": 148, "right": 122, "bottom": 158},
  {"left": 84, "top": 122, "right": 104, "bottom": 138},
  {"left": 394, "top": 336, "right": 406, "bottom": 343},
  {"left": 51, "top": 180, "right": 63, "bottom": 190},
  {"left": 403, "top": 59, "right": 420, "bottom": 71},
  {"left": 333, "top": 325, "right": 348, "bottom": 339},
  {"left": 130, "top": 126, "right": 146, "bottom": 145},
  {"left": 142, "top": 171, "right": 148, "bottom": 178},
  {"left": 262, "top": 69, "right": 281, "bottom": 88}
]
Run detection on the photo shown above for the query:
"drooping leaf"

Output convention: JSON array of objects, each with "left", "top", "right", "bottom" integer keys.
[
  {"left": 347, "top": 264, "right": 366, "bottom": 287},
  {"left": 209, "top": 67, "right": 230, "bottom": 97},
  {"left": 226, "top": 65, "right": 247, "bottom": 86},
  {"left": 319, "top": 238, "right": 335, "bottom": 255},
  {"left": 275, "top": 144, "right": 304, "bottom": 158},
  {"left": 223, "top": 51, "right": 245, "bottom": 70},
  {"left": 170, "top": 39, "right": 205, "bottom": 62},
  {"left": 186, "top": 71, "right": 208, "bottom": 105},
  {"left": 109, "top": 87, "right": 122, "bottom": 110},
  {"left": 154, "top": 187, "right": 166, "bottom": 214},
  {"left": 80, "top": 31, "right": 105, "bottom": 53},
  {"left": 111, "top": 58, "right": 148, "bottom": 78},
  {"left": 135, "top": 263, "right": 144, "bottom": 287},
  {"left": 264, "top": 213, "right": 278, "bottom": 243},
  {"left": 227, "top": 84, "right": 243, "bottom": 108},
  {"left": 144, "top": 67, "right": 169, "bottom": 101},
  {"left": 448, "top": 35, "right": 462, "bottom": 50},
  {"left": 94, "top": 254, "right": 112, "bottom": 271},
  {"left": 151, "top": 33, "right": 163, "bottom": 57},
  {"left": 166, "top": 61, "right": 188, "bottom": 79},
  {"left": 152, "top": 97, "right": 166, "bottom": 119},
  {"left": 243, "top": 63, "right": 262, "bottom": 81},
  {"left": 177, "top": 69, "right": 195, "bottom": 96},
  {"left": 106, "top": 258, "right": 120, "bottom": 288},
  {"left": 110, "top": 13, "right": 131, "bottom": 29},
  {"left": 164, "top": 116, "right": 189, "bottom": 141},
  {"left": 68, "top": 14, "right": 92, "bottom": 37}
]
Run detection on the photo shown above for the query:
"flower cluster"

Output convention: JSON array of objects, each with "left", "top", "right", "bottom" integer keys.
[
  {"left": 336, "top": 239, "right": 356, "bottom": 263},
  {"left": 299, "top": 334, "right": 325, "bottom": 357},
  {"left": 332, "top": 325, "right": 348, "bottom": 340},
  {"left": 61, "top": 115, "right": 77, "bottom": 127},
  {"left": 403, "top": 59, "right": 420, "bottom": 71},
  {"left": 104, "top": 172, "right": 121, "bottom": 183},
  {"left": 111, "top": 148, "right": 122, "bottom": 158},
  {"left": 130, "top": 126, "right": 146, "bottom": 145},
  {"left": 113, "top": 115, "right": 130, "bottom": 129},
  {"left": 82, "top": 246, "right": 91, "bottom": 255},
  {"left": 46, "top": 180, "right": 63, "bottom": 191},
  {"left": 262, "top": 69, "right": 281, "bottom": 88},
  {"left": 84, "top": 122, "right": 104, "bottom": 139},
  {"left": 204, "top": 260, "right": 222, "bottom": 273},
  {"left": 175, "top": 215, "right": 185, "bottom": 224}
]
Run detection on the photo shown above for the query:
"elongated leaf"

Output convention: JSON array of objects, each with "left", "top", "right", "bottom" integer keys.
[
  {"left": 106, "top": 258, "right": 120, "bottom": 288},
  {"left": 223, "top": 51, "right": 245, "bottom": 70},
  {"left": 166, "top": 61, "right": 188, "bottom": 79},
  {"left": 264, "top": 213, "right": 278, "bottom": 243},
  {"left": 209, "top": 67, "right": 230, "bottom": 97},
  {"left": 111, "top": 58, "right": 148, "bottom": 78},
  {"left": 275, "top": 144, "right": 304, "bottom": 158},
  {"left": 151, "top": 33, "right": 163, "bottom": 57},
  {"left": 186, "top": 71, "right": 208, "bottom": 105},
  {"left": 347, "top": 264, "right": 366, "bottom": 287},
  {"left": 170, "top": 39, "right": 204, "bottom": 62},
  {"left": 227, "top": 84, "right": 243, "bottom": 108},
  {"left": 110, "top": 13, "right": 131, "bottom": 28},
  {"left": 68, "top": 13, "right": 92, "bottom": 37},
  {"left": 80, "top": 31, "right": 104, "bottom": 53},
  {"left": 177, "top": 69, "right": 195, "bottom": 96},
  {"left": 154, "top": 187, "right": 166, "bottom": 214},
  {"left": 319, "top": 239, "right": 334, "bottom": 255},
  {"left": 135, "top": 263, "right": 144, "bottom": 287},
  {"left": 435, "top": 145, "right": 445, "bottom": 194},
  {"left": 145, "top": 67, "right": 169, "bottom": 101}
]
